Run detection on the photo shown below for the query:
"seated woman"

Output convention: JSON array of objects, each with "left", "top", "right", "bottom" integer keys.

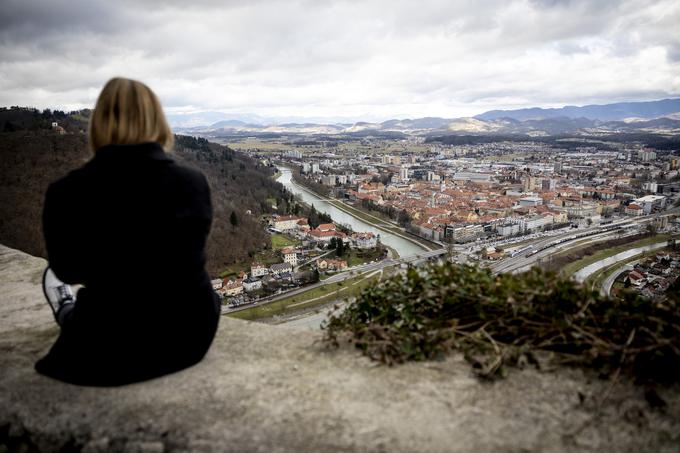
[{"left": 36, "top": 77, "right": 221, "bottom": 386}]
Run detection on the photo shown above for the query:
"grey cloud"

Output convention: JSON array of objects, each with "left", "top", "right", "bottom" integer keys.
[
  {"left": 666, "top": 42, "right": 680, "bottom": 62},
  {"left": 0, "top": 0, "right": 678, "bottom": 118}
]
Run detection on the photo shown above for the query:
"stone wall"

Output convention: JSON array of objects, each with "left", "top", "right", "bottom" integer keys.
[{"left": 1, "top": 244, "right": 678, "bottom": 452}]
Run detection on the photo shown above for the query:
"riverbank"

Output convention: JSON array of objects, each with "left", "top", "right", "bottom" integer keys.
[
  {"left": 323, "top": 197, "right": 440, "bottom": 251},
  {"left": 280, "top": 166, "right": 438, "bottom": 253}
]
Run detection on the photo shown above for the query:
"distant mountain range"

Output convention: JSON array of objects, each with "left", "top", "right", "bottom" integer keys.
[
  {"left": 475, "top": 98, "right": 680, "bottom": 122},
  {"left": 172, "top": 98, "right": 680, "bottom": 138}
]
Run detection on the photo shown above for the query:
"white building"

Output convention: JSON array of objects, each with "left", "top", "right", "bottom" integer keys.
[
  {"left": 211, "top": 279, "right": 223, "bottom": 290},
  {"left": 426, "top": 171, "right": 440, "bottom": 182},
  {"left": 273, "top": 215, "right": 304, "bottom": 231},
  {"left": 625, "top": 203, "right": 643, "bottom": 216},
  {"left": 282, "top": 247, "right": 299, "bottom": 266},
  {"left": 447, "top": 224, "right": 484, "bottom": 243},
  {"left": 497, "top": 223, "right": 521, "bottom": 236},
  {"left": 564, "top": 203, "right": 598, "bottom": 218},
  {"left": 642, "top": 182, "right": 658, "bottom": 193},
  {"left": 400, "top": 166, "right": 409, "bottom": 181},
  {"left": 524, "top": 215, "right": 553, "bottom": 231},
  {"left": 242, "top": 278, "right": 263, "bottom": 292},
  {"left": 452, "top": 172, "right": 493, "bottom": 183},
  {"left": 353, "top": 232, "right": 378, "bottom": 249},
  {"left": 518, "top": 196, "right": 543, "bottom": 207},
  {"left": 541, "top": 179, "right": 556, "bottom": 191},
  {"left": 638, "top": 149, "right": 657, "bottom": 162},
  {"left": 633, "top": 195, "right": 666, "bottom": 214},
  {"left": 251, "top": 263, "right": 269, "bottom": 278},
  {"left": 321, "top": 175, "right": 336, "bottom": 186},
  {"left": 270, "top": 262, "right": 293, "bottom": 275}
]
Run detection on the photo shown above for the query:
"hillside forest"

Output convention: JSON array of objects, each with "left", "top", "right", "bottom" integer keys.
[{"left": 0, "top": 107, "right": 295, "bottom": 276}]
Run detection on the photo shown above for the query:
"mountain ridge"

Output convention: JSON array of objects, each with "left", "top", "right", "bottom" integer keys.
[
  {"left": 170, "top": 98, "right": 680, "bottom": 137},
  {"left": 475, "top": 98, "right": 680, "bottom": 122}
]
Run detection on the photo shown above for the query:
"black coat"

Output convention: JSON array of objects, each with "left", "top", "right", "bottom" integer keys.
[{"left": 35, "top": 142, "right": 220, "bottom": 386}]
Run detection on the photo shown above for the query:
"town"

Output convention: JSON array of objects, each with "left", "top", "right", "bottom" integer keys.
[
  {"left": 201, "top": 135, "right": 680, "bottom": 312},
  {"left": 281, "top": 140, "right": 677, "bottom": 245}
]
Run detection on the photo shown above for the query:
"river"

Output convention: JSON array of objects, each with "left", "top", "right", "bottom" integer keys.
[{"left": 276, "top": 167, "right": 427, "bottom": 258}]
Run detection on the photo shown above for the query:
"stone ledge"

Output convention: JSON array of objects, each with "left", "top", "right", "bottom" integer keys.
[{"left": 0, "top": 244, "right": 678, "bottom": 452}]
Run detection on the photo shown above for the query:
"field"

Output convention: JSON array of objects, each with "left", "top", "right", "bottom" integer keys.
[
  {"left": 271, "top": 233, "right": 299, "bottom": 250},
  {"left": 344, "top": 247, "right": 384, "bottom": 267},
  {"left": 225, "top": 139, "right": 296, "bottom": 152}
]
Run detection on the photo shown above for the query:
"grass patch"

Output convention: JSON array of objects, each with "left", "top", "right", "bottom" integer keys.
[
  {"left": 345, "top": 248, "right": 384, "bottom": 267},
  {"left": 220, "top": 234, "right": 300, "bottom": 278},
  {"left": 324, "top": 262, "right": 680, "bottom": 383},
  {"left": 227, "top": 139, "right": 296, "bottom": 152},
  {"left": 219, "top": 248, "right": 281, "bottom": 278},
  {"left": 271, "top": 233, "right": 299, "bottom": 250}
]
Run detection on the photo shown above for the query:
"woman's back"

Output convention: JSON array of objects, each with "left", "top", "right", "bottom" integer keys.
[
  {"left": 35, "top": 78, "right": 220, "bottom": 386},
  {"left": 45, "top": 142, "right": 212, "bottom": 291}
]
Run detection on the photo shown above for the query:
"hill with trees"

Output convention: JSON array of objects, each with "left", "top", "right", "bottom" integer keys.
[{"left": 0, "top": 107, "right": 290, "bottom": 276}]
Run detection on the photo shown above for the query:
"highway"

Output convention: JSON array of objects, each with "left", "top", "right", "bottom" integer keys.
[
  {"left": 488, "top": 216, "right": 661, "bottom": 275},
  {"left": 573, "top": 240, "right": 672, "bottom": 282}
]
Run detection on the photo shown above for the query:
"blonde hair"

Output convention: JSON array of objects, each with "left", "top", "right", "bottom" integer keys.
[{"left": 88, "top": 77, "right": 174, "bottom": 152}]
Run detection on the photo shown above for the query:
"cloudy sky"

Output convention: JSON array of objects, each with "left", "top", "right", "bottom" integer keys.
[{"left": 1, "top": 0, "right": 679, "bottom": 122}]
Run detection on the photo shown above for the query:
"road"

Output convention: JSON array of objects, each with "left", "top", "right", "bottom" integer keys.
[
  {"left": 601, "top": 263, "right": 636, "bottom": 296},
  {"left": 573, "top": 241, "right": 671, "bottom": 282},
  {"left": 490, "top": 224, "right": 636, "bottom": 274}
]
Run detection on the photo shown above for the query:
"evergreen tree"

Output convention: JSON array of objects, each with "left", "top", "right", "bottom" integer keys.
[
  {"left": 336, "top": 239, "right": 345, "bottom": 257},
  {"left": 309, "top": 204, "right": 320, "bottom": 228},
  {"left": 398, "top": 209, "right": 411, "bottom": 226},
  {"left": 230, "top": 211, "right": 238, "bottom": 231}
]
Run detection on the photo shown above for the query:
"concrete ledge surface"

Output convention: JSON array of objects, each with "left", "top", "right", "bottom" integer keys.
[{"left": 1, "top": 244, "right": 679, "bottom": 452}]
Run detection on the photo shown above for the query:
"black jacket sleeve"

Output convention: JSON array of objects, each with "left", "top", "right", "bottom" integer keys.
[{"left": 42, "top": 179, "right": 88, "bottom": 284}]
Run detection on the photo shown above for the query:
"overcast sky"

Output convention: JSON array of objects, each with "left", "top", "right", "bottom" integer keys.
[{"left": 1, "top": 0, "right": 679, "bottom": 122}]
